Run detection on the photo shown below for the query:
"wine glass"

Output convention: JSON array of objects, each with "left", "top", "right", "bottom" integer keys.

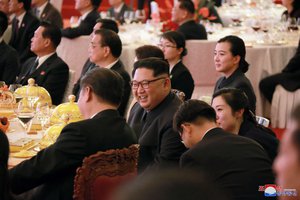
[
  {"left": 15, "top": 100, "right": 35, "bottom": 133},
  {"left": 251, "top": 20, "right": 261, "bottom": 32},
  {"left": 287, "top": 17, "right": 299, "bottom": 31},
  {"left": 9, "top": 84, "right": 23, "bottom": 103},
  {"left": 36, "top": 102, "right": 50, "bottom": 131},
  {"left": 124, "top": 11, "right": 135, "bottom": 25},
  {"left": 26, "top": 84, "right": 39, "bottom": 108},
  {"left": 0, "top": 81, "right": 5, "bottom": 88}
]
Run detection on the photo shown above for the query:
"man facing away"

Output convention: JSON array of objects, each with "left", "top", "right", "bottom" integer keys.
[
  {"left": 128, "top": 58, "right": 186, "bottom": 173},
  {"left": 174, "top": 99, "right": 276, "bottom": 200},
  {"left": 9, "top": 68, "right": 137, "bottom": 200}
]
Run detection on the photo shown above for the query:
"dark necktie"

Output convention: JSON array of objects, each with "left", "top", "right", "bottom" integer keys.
[
  {"left": 141, "top": 110, "right": 148, "bottom": 123},
  {"left": 30, "top": 59, "right": 39, "bottom": 74},
  {"left": 13, "top": 18, "right": 19, "bottom": 37}
]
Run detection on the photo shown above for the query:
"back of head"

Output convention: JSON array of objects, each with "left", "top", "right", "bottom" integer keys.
[
  {"left": 94, "top": 29, "right": 122, "bottom": 58},
  {"left": 135, "top": 45, "right": 164, "bottom": 60},
  {"left": 178, "top": 0, "right": 195, "bottom": 15},
  {"left": 0, "top": 11, "right": 8, "bottom": 37},
  {"left": 91, "top": 0, "right": 102, "bottom": 9},
  {"left": 80, "top": 68, "right": 124, "bottom": 107},
  {"left": 0, "top": 129, "right": 9, "bottom": 200},
  {"left": 19, "top": 0, "right": 31, "bottom": 11},
  {"left": 40, "top": 21, "right": 61, "bottom": 48},
  {"left": 218, "top": 35, "right": 249, "bottom": 73},
  {"left": 161, "top": 31, "right": 187, "bottom": 58},
  {"left": 132, "top": 57, "right": 169, "bottom": 77},
  {"left": 174, "top": 99, "right": 216, "bottom": 133},
  {"left": 96, "top": 18, "right": 119, "bottom": 33}
]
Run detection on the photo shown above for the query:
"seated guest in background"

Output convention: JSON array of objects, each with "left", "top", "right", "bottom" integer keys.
[
  {"left": 61, "top": 0, "right": 101, "bottom": 39},
  {"left": 0, "top": 0, "right": 12, "bottom": 42},
  {"left": 107, "top": 0, "right": 132, "bottom": 24},
  {"left": 94, "top": 18, "right": 119, "bottom": 33},
  {"left": 213, "top": 35, "right": 256, "bottom": 113},
  {"left": 193, "top": 0, "right": 223, "bottom": 24},
  {"left": 9, "top": 68, "right": 137, "bottom": 200},
  {"left": 16, "top": 21, "right": 69, "bottom": 105},
  {"left": 172, "top": 0, "right": 207, "bottom": 40},
  {"left": 174, "top": 100, "right": 275, "bottom": 200},
  {"left": 135, "top": 44, "right": 164, "bottom": 61},
  {"left": 128, "top": 58, "right": 186, "bottom": 173},
  {"left": 159, "top": 31, "right": 194, "bottom": 100},
  {"left": 259, "top": 38, "right": 300, "bottom": 103},
  {"left": 273, "top": 104, "right": 300, "bottom": 194},
  {"left": 281, "top": 0, "right": 300, "bottom": 20},
  {"left": 212, "top": 88, "right": 279, "bottom": 162},
  {"left": 0, "top": 11, "right": 19, "bottom": 84},
  {"left": 31, "top": 0, "right": 63, "bottom": 28},
  {"left": 0, "top": 129, "right": 10, "bottom": 200},
  {"left": 136, "top": 0, "right": 153, "bottom": 20},
  {"left": 8, "top": 0, "right": 40, "bottom": 64},
  {"left": 88, "top": 29, "right": 131, "bottom": 116}
]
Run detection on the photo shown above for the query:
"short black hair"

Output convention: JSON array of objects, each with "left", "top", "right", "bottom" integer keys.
[
  {"left": 135, "top": 45, "right": 164, "bottom": 60},
  {"left": 174, "top": 99, "right": 216, "bottom": 133},
  {"left": 218, "top": 35, "right": 249, "bottom": 73},
  {"left": 161, "top": 31, "right": 187, "bottom": 58},
  {"left": 96, "top": 18, "right": 119, "bottom": 33},
  {"left": 91, "top": 0, "right": 102, "bottom": 8},
  {"left": 17, "top": 0, "right": 31, "bottom": 11},
  {"left": 178, "top": 0, "right": 195, "bottom": 14},
  {"left": 40, "top": 21, "right": 61, "bottom": 48},
  {"left": 94, "top": 29, "right": 122, "bottom": 58},
  {"left": 0, "top": 129, "right": 9, "bottom": 200},
  {"left": 0, "top": 11, "right": 8, "bottom": 36},
  {"left": 132, "top": 57, "right": 169, "bottom": 77},
  {"left": 80, "top": 68, "right": 124, "bottom": 107}
]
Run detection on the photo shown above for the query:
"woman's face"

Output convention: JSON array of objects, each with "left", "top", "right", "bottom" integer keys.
[
  {"left": 273, "top": 124, "right": 300, "bottom": 192},
  {"left": 159, "top": 38, "right": 182, "bottom": 62},
  {"left": 212, "top": 96, "right": 240, "bottom": 133},
  {"left": 214, "top": 42, "right": 240, "bottom": 76}
]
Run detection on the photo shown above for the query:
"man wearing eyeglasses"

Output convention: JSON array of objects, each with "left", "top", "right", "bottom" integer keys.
[{"left": 128, "top": 57, "right": 186, "bottom": 173}]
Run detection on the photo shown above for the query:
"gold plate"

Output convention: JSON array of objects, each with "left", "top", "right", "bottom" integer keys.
[{"left": 11, "top": 150, "right": 37, "bottom": 158}]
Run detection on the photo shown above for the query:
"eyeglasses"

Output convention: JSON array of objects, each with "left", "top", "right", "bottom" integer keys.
[
  {"left": 130, "top": 77, "right": 167, "bottom": 89},
  {"left": 157, "top": 44, "right": 177, "bottom": 49}
]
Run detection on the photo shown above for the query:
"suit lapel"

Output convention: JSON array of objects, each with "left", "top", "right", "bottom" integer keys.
[{"left": 40, "top": 3, "right": 50, "bottom": 20}]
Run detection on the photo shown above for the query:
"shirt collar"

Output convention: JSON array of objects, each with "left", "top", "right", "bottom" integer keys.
[
  {"left": 104, "top": 59, "right": 119, "bottom": 69},
  {"left": 16, "top": 11, "right": 26, "bottom": 26},
  {"left": 36, "top": 52, "right": 55, "bottom": 68},
  {"left": 114, "top": 3, "right": 124, "bottom": 13},
  {"left": 37, "top": 1, "right": 48, "bottom": 17},
  {"left": 0, "top": 37, "right": 3, "bottom": 43},
  {"left": 170, "top": 59, "right": 181, "bottom": 73}
]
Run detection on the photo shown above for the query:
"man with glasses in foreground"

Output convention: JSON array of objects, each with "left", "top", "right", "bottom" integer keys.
[{"left": 128, "top": 58, "right": 186, "bottom": 173}]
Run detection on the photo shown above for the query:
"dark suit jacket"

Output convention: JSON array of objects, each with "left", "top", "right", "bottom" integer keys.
[
  {"left": 16, "top": 53, "right": 69, "bottom": 105},
  {"left": 214, "top": 68, "right": 256, "bottom": 113},
  {"left": 180, "top": 128, "right": 275, "bottom": 200},
  {"left": 61, "top": 9, "right": 99, "bottom": 39},
  {"left": 9, "top": 109, "right": 137, "bottom": 200},
  {"left": 32, "top": 2, "right": 63, "bottom": 28},
  {"left": 239, "top": 119, "right": 279, "bottom": 162},
  {"left": 107, "top": 3, "right": 133, "bottom": 23},
  {"left": 9, "top": 12, "right": 40, "bottom": 64},
  {"left": 170, "top": 61, "right": 194, "bottom": 100},
  {"left": 0, "top": 41, "right": 20, "bottom": 84},
  {"left": 128, "top": 92, "right": 187, "bottom": 173},
  {"left": 177, "top": 20, "right": 207, "bottom": 40}
]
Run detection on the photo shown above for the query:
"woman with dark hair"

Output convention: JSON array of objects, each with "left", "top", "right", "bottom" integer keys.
[
  {"left": 282, "top": 0, "right": 300, "bottom": 19},
  {"left": 274, "top": 104, "right": 300, "bottom": 193},
  {"left": 0, "top": 129, "right": 10, "bottom": 200},
  {"left": 213, "top": 35, "right": 256, "bottom": 113},
  {"left": 212, "top": 88, "right": 279, "bottom": 162},
  {"left": 159, "top": 31, "right": 194, "bottom": 100}
]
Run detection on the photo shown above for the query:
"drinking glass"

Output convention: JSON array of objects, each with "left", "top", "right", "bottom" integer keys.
[
  {"left": 26, "top": 84, "right": 39, "bottom": 107},
  {"left": 9, "top": 84, "right": 23, "bottom": 103},
  {"left": 124, "top": 11, "right": 135, "bottom": 24},
  {"left": 15, "top": 101, "right": 35, "bottom": 133},
  {"left": 36, "top": 102, "right": 50, "bottom": 131},
  {"left": 0, "top": 81, "right": 5, "bottom": 88}
]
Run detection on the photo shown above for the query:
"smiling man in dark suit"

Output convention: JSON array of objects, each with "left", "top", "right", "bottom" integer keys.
[
  {"left": 107, "top": 0, "right": 132, "bottom": 24},
  {"left": 32, "top": 0, "right": 63, "bottom": 28},
  {"left": 16, "top": 21, "right": 69, "bottom": 105},
  {"left": 174, "top": 100, "right": 275, "bottom": 200},
  {"left": 8, "top": 0, "right": 40, "bottom": 64},
  {"left": 61, "top": 0, "right": 101, "bottom": 39},
  {"left": 9, "top": 68, "right": 137, "bottom": 200}
]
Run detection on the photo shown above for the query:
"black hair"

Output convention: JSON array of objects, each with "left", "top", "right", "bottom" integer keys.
[
  {"left": 173, "top": 99, "right": 216, "bottom": 133},
  {"left": 178, "top": 0, "right": 195, "bottom": 14},
  {"left": 91, "top": 0, "right": 102, "bottom": 9},
  {"left": 17, "top": 0, "right": 31, "bottom": 11},
  {"left": 0, "top": 11, "right": 8, "bottom": 36},
  {"left": 132, "top": 57, "right": 169, "bottom": 77},
  {"left": 218, "top": 35, "right": 249, "bottom": 73},
  {"left": 96, "top": 18, "right": 119, "bottom": 33},
  {"left": 135, "top": 45, "right": 164, "bottom": 60},
  {"left": 94, "top": 29, "right": 122, "bottom": 58},
  {"left": 0, "top": 130, "right": 10, "bottom": 200},
  {"left": 292, "top": 0, "right": 300, "bottom": 16},
  {"left": 40, "top": 21, "right": 61, "bottom": 48},
  {"left": 161, "top": 31, "right": 187, "bottom": 58}
]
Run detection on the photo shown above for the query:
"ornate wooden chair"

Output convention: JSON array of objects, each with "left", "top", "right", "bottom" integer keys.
[{"left": 73, "top": 144, "right": 139, "bottom": 200}]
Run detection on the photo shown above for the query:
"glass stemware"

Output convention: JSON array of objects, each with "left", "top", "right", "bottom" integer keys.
[
  {"left": 9, "top": 84, "right": 23, "bottom": 103},
  {"left": 36, "top": 102, "right": 50, "bottom": 131},
  {"left": 15, "top": 100, "right": 35, "bottom": 133},
  {"left": 124, "top": 11, "right": 135, "bottom": 24},
  {"left": 26, "top": 84, "right": 39, "bottom": 107}
]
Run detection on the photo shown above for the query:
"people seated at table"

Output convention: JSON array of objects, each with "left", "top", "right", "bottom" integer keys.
[
  {"left": 15, "top": 21, "right": 69, "bottom": 105},
  {"left": 135, "top": 44, "right": 164, "bottom": 61},
  {"left": 281, "top": 0, "right": 300, "bottom": 20},
  {"left": 193, "top": 0, "right": 223, "bottom": 25},
  {"left": 8, "top": 0, "right": 40, "bottom": 64},
  {"left": 107, "top": 0, "right": 133, "bottom": 24},
  {"left": 212, "top": 88, "right": 279, "bottom": 162},
  {"left": 31, "top": 0, "right": 63, "bottom": 28},
  {"left": 259, "top": 38, "right": 300, "bottom": 103},
  {"left": 88, "top": 29, "right": 131, "bottom": 117},
  {"left": 273, "top": 104, "right": 300, "bottom": 194},
  {"left": 174, "top": 99, "right": 275, "bottom": 200},
  {"left": 61, "top": 0, "right": 101, "bottom": 39},
  {"left": 159, "top": 31, "right": 194, "bottom": 100},
  {"left": 0, "top": 11, "right": 19, "bottom": 85},
  {"left": 0, "top": 129, "right": 10, "bottom": 200},
  {"left": 9, "top": 68, "right": 137, "bottom": 200},
  {"left": 213, "top": 35, "right": 256, "bottom": 113},
  {"left": 72, "top": 18, "right": 119, "bottom": 100},
  {"left": 128, "top": 58, "right": 186, "bottom": 173},
  {"left": 172, "top": 0, "right": 207, "bottom": 40},
  {"left": 0, "top": 0, "right": 12, "bottom": 43}
]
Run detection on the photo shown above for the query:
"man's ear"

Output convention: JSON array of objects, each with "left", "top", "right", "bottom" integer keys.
[
  {"left": 103, "top": 46, "right": 111, "bottom": 58},
  {"left": 80, "top": 86, "right": 93, "bottom": 102}
]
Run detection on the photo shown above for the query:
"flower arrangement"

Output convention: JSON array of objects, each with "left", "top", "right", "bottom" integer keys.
[
  {"left": 161, "top": 20, "right": 179, "bottom": 32},
  {"left": 195, "top": 0, "right": 217, "bottom": 22}
]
